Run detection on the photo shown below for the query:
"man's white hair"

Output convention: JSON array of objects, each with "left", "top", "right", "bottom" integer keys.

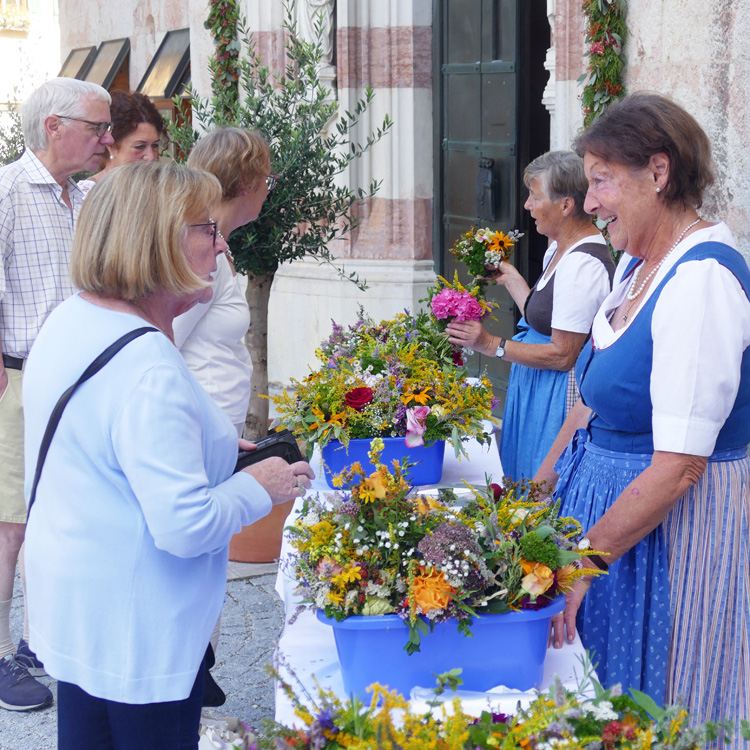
[{"left": 20, "top": 78, "right": 111, "bottom": 152}]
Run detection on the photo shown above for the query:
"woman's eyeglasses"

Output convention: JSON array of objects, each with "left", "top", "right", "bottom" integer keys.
[
  {"left": 266, "top": 174, "right": 278, "bottom": 192},
  {"left": 54, "top": 116, "right": 113, "bottom": 138},
  {"left": 188, "top": 219, "right": 218, "bottom": 245}
]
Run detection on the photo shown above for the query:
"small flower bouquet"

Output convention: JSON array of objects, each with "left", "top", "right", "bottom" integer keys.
[
  {"left": 227, "top": 659, "right": 747, "bottom": 749},
  {"left": 287, "top": 439, "right": 596, "bottom": 654},
  {"left": 271, "top": 309, "right": 497, "bottom": 456},
  {"left": 426, "top": 272, "right": 497, "bottom": 333},
  {"left": 451, "top": 225, "right": 524, "bottom": 292}
]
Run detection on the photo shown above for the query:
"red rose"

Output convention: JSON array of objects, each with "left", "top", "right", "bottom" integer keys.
[
  {"left": 344, "top": 387, "right": 374, "bottom": 411},
  {"left": 489, "top": 483, "right": 502, "bottom": 502}
]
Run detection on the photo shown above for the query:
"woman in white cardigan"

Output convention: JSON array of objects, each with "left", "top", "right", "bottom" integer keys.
[{"left": 23, "top": 162, "right": 312, "bottom": 749}]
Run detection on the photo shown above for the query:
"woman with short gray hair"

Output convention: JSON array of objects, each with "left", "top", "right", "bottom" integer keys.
[{"left": 447, "top": 150, "right": 614, "bottom": 481}]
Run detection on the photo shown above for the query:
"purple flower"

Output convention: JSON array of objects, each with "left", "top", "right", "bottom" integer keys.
[
  {"left": 418, "top": 523, "right": 482, "bottom": 567},
  {"left": 338, "top": 501, "right": 360, "bottom": 517},
  {"left": 316, "top": 709, "right": 337, "bottom": 731},
  {"left": 471, "top": 712, "right": 512, "bottom": 725}
]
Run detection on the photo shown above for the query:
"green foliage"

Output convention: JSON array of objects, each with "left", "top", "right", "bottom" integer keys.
[
  {"left": 170, "top": 6, "right": 392, "bottom": 285},
  {"left": 0, "top": 103, "right": 24, "bottom": 166},
  {"left": 517, "top": 530, "right": 560, "bottom": 569},
  {"left": 204, "top": 0, "right": 241, "bottom": 119},
  {"left": 249, "top": 653, "right": 745, "bottom": 750},
  {"left": 578, "top": 0, "right": 627, "bottom": 127}
]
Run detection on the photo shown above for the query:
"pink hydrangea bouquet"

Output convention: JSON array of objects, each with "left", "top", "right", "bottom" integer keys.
[{"left": 426, "top": 272, "right": 496, "bottom": 333}]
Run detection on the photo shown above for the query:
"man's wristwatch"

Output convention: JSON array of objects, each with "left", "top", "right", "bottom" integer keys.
[
  {"left": 494, "top": 338, "right": 507, "bottom": 359},
  {"left": 577, "top": 537, "right": 609, "bottom": 571}
]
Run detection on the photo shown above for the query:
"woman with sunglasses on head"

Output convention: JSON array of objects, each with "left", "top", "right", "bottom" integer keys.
[
  {"left": 77, "top": 90, "right": 166, "bottom": 195},
  {"left": 174, "top": 127, "right": 277, "bottom": 437}
]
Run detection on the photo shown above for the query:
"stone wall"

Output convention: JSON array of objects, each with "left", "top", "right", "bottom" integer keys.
[
  {"left": 624, "top": 0, "right": 750, "bottom": 260},
  {"left": 0, "top": 0, "right": 60, "bottom": 105},
  {"left": 58, "top": 0, "right": 211, "bottom": 94}
]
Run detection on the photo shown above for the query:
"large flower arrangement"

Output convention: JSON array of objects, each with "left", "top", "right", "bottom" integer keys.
[
  {"left": 220, "top": 661, "right": 747, "bottom": 749},
  {"left": 287, "top": 440, "right": 596, "bottom": 653},
  {"left": 271, "top": 309, "right": 497, "bottom": 456}
]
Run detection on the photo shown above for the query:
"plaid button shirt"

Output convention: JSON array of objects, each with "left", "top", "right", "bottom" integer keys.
[{"left": 0, "top": 150, "right": 84, "bottom": 357}]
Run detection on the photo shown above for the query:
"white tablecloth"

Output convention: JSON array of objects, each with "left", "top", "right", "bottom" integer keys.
[{"left": 273, "top": 434, "right": 593, "bottom": 725}]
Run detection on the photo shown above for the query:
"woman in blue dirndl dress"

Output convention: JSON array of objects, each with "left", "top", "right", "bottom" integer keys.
[
  {"left": 447, "top": 151, "right": 614, "bottom": 482},
  {"left": 537, "top": 94, "right": 750, "bottom": 747}
]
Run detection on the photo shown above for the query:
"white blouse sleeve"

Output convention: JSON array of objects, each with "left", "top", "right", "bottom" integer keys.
[
  {"left": 651, "top": 258, "right": 750, "bottom": 455},
  {"left": 550, "top": 252, "right": 612, "bottom": 334}
]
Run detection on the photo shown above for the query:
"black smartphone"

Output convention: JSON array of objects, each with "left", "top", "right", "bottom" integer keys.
[{"left": 234, "top": 429, "right": 303, "bottom": 472}]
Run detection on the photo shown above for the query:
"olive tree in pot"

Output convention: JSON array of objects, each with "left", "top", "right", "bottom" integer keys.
[{"left": 170, "top": 5, "right": 392, "bottom": 439}]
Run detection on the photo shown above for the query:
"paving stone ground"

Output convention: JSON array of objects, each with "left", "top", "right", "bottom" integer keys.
[{"left": 0, "top": 564, "right": 283, "bottom": 750}]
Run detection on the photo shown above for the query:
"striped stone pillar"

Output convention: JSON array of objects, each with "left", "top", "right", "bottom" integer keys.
[{"left": 265, "top": 0, "right": 437, "bottom": 392}]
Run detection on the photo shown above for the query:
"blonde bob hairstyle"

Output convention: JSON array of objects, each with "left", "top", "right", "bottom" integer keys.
[
  {"left": 70, "top": 162, "right": 222, "bottom": 300},
  {"left": 187, "top": 126, "right": 271, "bottom": 200}
]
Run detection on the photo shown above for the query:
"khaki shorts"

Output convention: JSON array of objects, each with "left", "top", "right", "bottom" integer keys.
[{"left": 0, "top": 368, "right": 26, "bottom": 523}]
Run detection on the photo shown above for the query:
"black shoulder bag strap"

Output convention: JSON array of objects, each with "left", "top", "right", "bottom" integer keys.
[{"left": 26, "top": 326, "right": 159, "bottom": 517}]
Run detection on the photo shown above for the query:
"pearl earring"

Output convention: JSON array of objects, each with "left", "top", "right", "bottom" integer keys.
[{"left": 655, "top": 187, "right": 661, "bottom": 193}]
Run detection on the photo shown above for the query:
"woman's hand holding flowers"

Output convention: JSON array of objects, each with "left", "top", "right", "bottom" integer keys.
[
  {"left": 446, "top": 319, "right": 495, "bottom": 356},
  {"left": 550, "top": 566, "right": 593, "bottom": 648}
]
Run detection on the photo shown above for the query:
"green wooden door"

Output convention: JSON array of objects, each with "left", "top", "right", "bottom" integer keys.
[{"left": 433, "top": 0, "right": 550, "bottom": 410}]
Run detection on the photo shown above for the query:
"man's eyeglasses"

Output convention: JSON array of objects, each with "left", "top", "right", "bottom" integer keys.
[
  {"left": 188, "top": 219, "right": 218, "bottom": 245},
  {"left": 54, "top": 116, "right": 113, "bottom": 138},
  {"left": 266, "top": 174, "right": 278, "bottom": 192}
]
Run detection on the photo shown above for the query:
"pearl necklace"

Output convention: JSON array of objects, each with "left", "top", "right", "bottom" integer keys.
[
  {"left": 626, "top": 218, "right": 700, "bottom": 302},
  {"left": 217, "top": 226, "right": 234, "bottom": 263},
  {"left": 621, "top": 218, "right": 700, "bottom": 323}
]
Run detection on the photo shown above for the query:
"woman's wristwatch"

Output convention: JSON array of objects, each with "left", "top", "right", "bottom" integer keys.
[
  {"left": 494, "top": 338, "right": 507, "bottom": 358},
  {"left": 577, "top": 537, "right": 610, "bottom": 571}
]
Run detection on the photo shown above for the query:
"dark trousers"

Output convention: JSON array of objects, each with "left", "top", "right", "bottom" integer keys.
[{"left": 57, "top": 654, "right": 206, "bottom": 750}]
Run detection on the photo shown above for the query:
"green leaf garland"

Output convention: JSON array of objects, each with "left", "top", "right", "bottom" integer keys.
[
  {"left": 579, "top": 0, "right": 627, "bottom": 126},
  {"left": 204, "top": 0, "right": 240, "bottom": 119}
]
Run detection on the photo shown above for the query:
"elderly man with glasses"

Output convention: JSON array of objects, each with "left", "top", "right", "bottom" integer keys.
[{"left": 0, "top": 77, "right": 113, "bottom": 712}]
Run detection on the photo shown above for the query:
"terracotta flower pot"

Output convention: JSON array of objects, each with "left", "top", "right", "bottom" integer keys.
[{"left": 228, "top": 499, "right": 295, "bottom": 563}]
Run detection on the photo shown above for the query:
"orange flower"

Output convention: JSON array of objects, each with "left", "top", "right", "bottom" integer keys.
[
  {"left": 358, "top": 470, "right": 389, "bottom": 504},
  {"left": 556, "top": 562, "right": 579, "bottom": 592},
  {"left": 411, "top": 495, "right": 443, "bottom": 515},
  {"left": 402, "top": 387, "right": 432, "bottom": 405},
  {"left": 412, "top": 568, "right": 456, "bottom": 613},
  {"left": 520, "top": 560, "right": 554, "bottom": 597},
  {"left": 487, "top": 230, "right": 516, "bottom": 261}
]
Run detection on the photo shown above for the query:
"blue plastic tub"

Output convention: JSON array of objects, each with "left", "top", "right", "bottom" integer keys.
[
  {"left": 321, "top": 437, "right": 445, "bottom": 488},
  {"left": 317, "top": 595, "right": 565, "bottom": 697}
]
